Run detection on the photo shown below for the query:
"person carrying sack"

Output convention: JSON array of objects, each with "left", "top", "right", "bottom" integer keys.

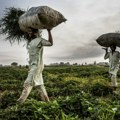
[
  {"left": 103, "top": 44, "right": 120, "bottom": 91},
  {"left": 17, "top": 28, "right": 53, "bottom": 103}
]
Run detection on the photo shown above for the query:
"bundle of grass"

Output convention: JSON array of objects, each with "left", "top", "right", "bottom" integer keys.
[{"left": 0, "top": 7, "right": 26, "bottom": 43}]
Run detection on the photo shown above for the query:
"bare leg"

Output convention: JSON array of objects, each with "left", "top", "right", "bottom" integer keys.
[
  {"left": 36, "top": 85, "right": 49, "bottom": 102},
  {"left": 17, "top": 83, "right": 33, "bottom": 103}
]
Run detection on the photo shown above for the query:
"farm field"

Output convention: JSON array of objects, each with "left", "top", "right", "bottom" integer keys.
[{"left": 0, "top": 65, "right": 120, "bottom": 120}]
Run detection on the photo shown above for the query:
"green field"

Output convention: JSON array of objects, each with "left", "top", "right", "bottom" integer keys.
[{"left": 0, "top": 65, "right": 120, "bottom": 120}]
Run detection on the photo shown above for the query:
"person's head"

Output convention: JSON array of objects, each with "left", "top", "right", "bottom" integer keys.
[
  {"left": 27, "top": 27, "right": 39, "bottom": 39},
  {"left": 110, "top": 44, "right": 116, "bottom": 51}
]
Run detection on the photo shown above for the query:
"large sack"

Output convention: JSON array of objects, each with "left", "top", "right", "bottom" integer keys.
[
  {"left": 96, "top": 33, "right": 120, "bottom": 47},
  {"left": 18, "top": 6, "right": 67, "bottom": 32}
]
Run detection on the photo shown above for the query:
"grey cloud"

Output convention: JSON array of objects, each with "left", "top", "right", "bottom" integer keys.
[
  {"left": 0, "top": 0, "right": 120, "bottom": 65},
  {"left": 0, "top": 53, "right": 27, "bottom": 65},
  {"left": 49, "top": 41, "right": 103, "bottom": 60},
  {"left": 80, "top": 12, "right": 120, "bottom": 33},
  {"left": 0, "top": 52, "right": 20, "bottom": 63},
  {"left": 0, "top": 54, "right": 20, "bottom": 64}
]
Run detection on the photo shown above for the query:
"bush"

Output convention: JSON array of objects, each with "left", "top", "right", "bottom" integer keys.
[
  {"left": 0, "top": 99, "right": 79, "bottom": 120},
  {"left": 90, "top": 83, "right": 113, "bottom": 96},
  {"left": 1, "top": 90, "right": 19, "bottom": 109},
  {"left": 0, "top": 66, "right": 120, "bottom": 120}
]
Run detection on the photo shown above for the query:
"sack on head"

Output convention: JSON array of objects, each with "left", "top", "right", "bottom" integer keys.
[{"left": 19, "top": 6, "right": 67, "bottom": 32}]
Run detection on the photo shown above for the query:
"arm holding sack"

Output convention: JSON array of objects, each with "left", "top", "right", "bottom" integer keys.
[
  {"left": 40, "top": 29, "right": 53, "bottom": 46},
  {"left": 102, "top": 47, "right": 109, "bottom": 59}
]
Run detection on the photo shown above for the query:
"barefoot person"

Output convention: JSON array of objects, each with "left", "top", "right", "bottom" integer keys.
[
  {"left": 103, "top": 44, "right": 120, "bottom": 90},
  {"left": 17, "top": 28, "right": 53, "bottom": 103}
]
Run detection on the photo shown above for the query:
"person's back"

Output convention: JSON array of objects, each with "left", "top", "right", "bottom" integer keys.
[
  {"left": 105, "top": 51, "right": 120, "bottom": 67},
  {"left": 109, "top": 51, "right": 120, "bottom": 67},
  {"left": 103, "top": 44, "right": 120, "bottom": 90}
]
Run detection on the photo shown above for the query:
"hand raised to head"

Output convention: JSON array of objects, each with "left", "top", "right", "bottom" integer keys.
[{"left": 102, "top": 47, "right": 108, "bottom": 52}]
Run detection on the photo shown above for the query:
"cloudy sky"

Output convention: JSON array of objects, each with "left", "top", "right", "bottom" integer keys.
[{"left": 0, "top": 0, "right": 120, "bottom": 65}]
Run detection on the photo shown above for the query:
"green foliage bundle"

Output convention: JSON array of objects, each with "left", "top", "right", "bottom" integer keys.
[{"left": 0, "top": 7, "right": 26, "bottom": 43}]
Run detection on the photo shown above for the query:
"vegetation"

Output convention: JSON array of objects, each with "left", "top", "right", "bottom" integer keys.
[
  {"left": 0, "top": 65, "right": 120, "bottom": 120},
  {"left": 0, "top": 7, "right": 25, "bottom": 43}
]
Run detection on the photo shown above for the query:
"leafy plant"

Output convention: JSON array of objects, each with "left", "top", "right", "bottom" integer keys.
[{"left": 0, "top": 7, "right": 26, "bottom": 43}]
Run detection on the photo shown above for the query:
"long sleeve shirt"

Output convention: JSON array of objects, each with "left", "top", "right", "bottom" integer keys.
[
  {"left": 104, "top": 51, "right": 120, "bottom": 75},
  {"left": 25, "top": 37, "right": 52, "bottom": 86}
]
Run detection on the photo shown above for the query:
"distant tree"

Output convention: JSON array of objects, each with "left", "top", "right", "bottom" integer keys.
[
  {"left": 60, "top": 62, "right": 64, "bottom": 65},
  {"left": 94, "top": 61, "right": 97, "bottom": 65},
  {"left": 62, "top": 62, "right": 69, "bottom": 66},
  {"left": 11, "top": 62, "right": 18, "bottom": 66},
  {"left": 25, "top": 65, "right": 29, "bottom": 68},
  {"left": 0, "top": 64, "right": 3, "bottom": 67},
  {"left": 115, "top": 31, "right": 120, "bottom": 33},
  {"left": 66, "top": 62, "right": 70, "bottom": 65},
  {"left": 73, "top": 63, "right": 78, "bottom": 66},
  {"left": 81, "top": 63, "right": 84, "bottom": 66},
  {"left": 19, "top": 65, "right": 22, "bottom": 68}
]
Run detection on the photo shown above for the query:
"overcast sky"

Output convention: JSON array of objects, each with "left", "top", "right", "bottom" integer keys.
[{"left": 0, "top": 0, "right": 120, "bottom": 65}]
